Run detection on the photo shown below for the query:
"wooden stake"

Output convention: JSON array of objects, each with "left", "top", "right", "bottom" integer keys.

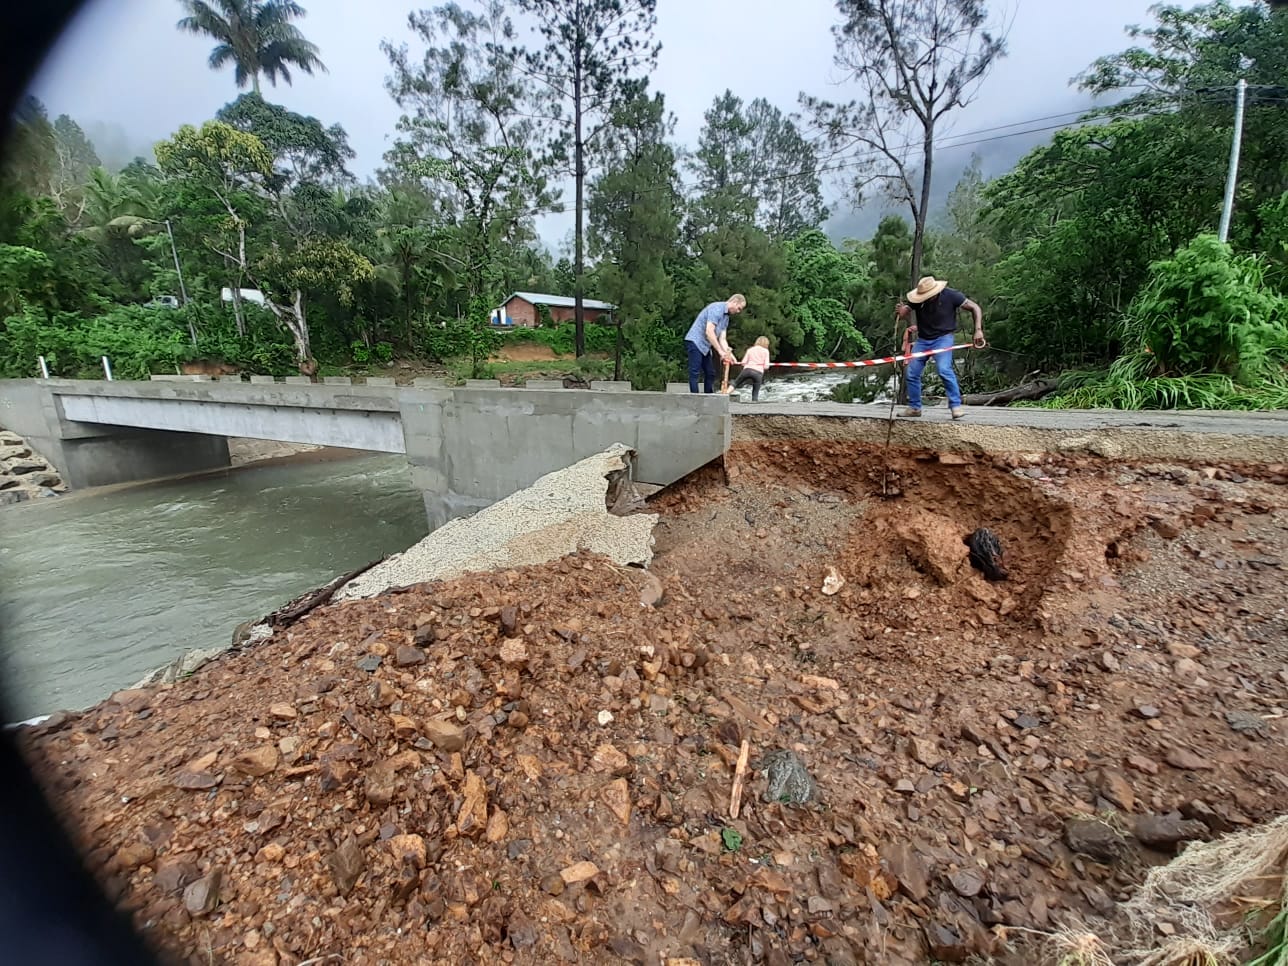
[
  {"left": 729, "top": 738, "right": 750, "bottom": 819},
  {"left": 721, "top": 360, "right": 730, "bottom": 394}
]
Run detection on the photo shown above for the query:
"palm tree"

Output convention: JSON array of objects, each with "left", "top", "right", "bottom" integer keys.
[{"left": 177, "top": 0, "right": 326, "bottom": 95}]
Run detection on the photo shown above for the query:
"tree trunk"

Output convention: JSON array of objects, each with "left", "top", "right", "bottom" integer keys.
[
  {"left": 573, "top": 53, "right": 586, "bottom": 359},
  {"left": 252, "top": 72, "right": 261, "bottom": 96},
  {"left": 962, "top": 380, "right": 1058, "bottom": 406},
  {"left": 613, "top": 317, "right": 623, "bottom": 382},
  {"left": 909, "top": 121, "right": 935, "bottom": 286},
  {"left": 233, "top": 221, "right": 248, "bottom": 337}
]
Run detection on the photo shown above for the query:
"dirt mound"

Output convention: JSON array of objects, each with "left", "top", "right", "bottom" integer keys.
[{"left": 17, "top": 442, "right": 1288, "bottom": 965}]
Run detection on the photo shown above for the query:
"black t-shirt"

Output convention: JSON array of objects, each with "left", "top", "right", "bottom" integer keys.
[{"left": 913, "top": 288, "right": 967, "bottom": 339}]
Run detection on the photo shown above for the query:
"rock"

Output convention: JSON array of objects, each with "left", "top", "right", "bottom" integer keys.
[
  {"left": 761, "top": 749, "right": 816, "bottom": 805},
  {"left": 924, "top": 922, "right": 969, "bottom": 963},
  {"left": 326, "top": 837, "right": 365, "bottom": 896},
  {"left": 1134, "top": 814, "right": 1208, "bottom": 852},
  {"left": 601, "top": 778, "right": 632, "bottom": 825},
  {"left": 1180, "top": 799, "right": 1231, "bottom": 834},
  {"left": 6, "top": 459, "right": 44, "bottom": 475},
  {"left": 395, "top": 645, "right": 425, "bottom": 667},
  {"left": 422, "top": 718, "right": 466, "bottom": 752},
  {"left": 457, "top": 771, "right": 488, "bottom": 837},
  {"left": 910, "top": 738, "right": 943, "bottom": 769},
  {"left": 948, "top": 869, "right": 985, "bottom": 898},
  {"left": 1165, "top": 748, "right": 1213, "bottom": 771},
  {"left": 560, "top": 861, "right": 599, "bottom": 885},
  {"left": 1173, "top": 658, "right": 1202, "bottom": 681},
  {"left": 821, "top": 566, "right": 845, "bottom": 596},
  {"left": 183, "top": 868, "right": 223, "bottom": 917},
  {"left": 268, "top": 703, "right": 297, "bottom": 721},
  {"left": 499, "top": 638, "right": 528, "bottom": 665},
  {"left": 540, "top": 873, "right": 565, "bottom": 896},
  {"left": 639, "top": 571, "right": 665, "bottom": 608},
  {"left": 356, "top": 654, "right": 382, "bottom": 673},
  {"left": 508, "top": 910, "right": 538, "bottom": 951},
  {"left": 1126, "top": 754, "right": 1160, "bottom": 776},
  {"left": 591, "top": 743, "right": 633, "bottom": 776},
  {"left": 1064, "top": 818, "right": 1128, "bottom": 862},
  {"left": 648, "top": 694, "right": 669, "bottom": 714},
  {"left": 153, "top": 857, "right": 200, "bottom": 894},
  {"left": 113, "top": 841, "right": 156, "bottom": 871},
  {"left": 388, "top": 834, "right": 427, "bottom": 869},
  {"left": 498, "top": 605, "right": 520, "bottom": 637},
  {"left": 894, "top": 512, "right": 967, "bottom": 584},
  {"left": 172, "top": 770, "right": 220, "bottom": 790},
  {"left": 1100, "top": 652, "right": 1121, "bottom": 672},
  {"left": 607, "top": 937, "right": 648, "bottom": 963},
  {"left": 1012, "top": 713, "right": 1041, "bottom": 730},
  {"left": 597, "top": 710, "right": 615, "bottom": 726},
  {"left": 390, "top": 714, "right": 419, "bottom": 738},
  {"left": 1096, "top": 769, "right": 1135, "bottom": 812},
  {"left": 319, "top": 759, "right": 356, "bottom": 791},
  {"left": 232, "top": 745, "right": 279, "bottom": 778},
  {"left": 364, "top": 763, "right": 398, "bottom": 806},
  {"left": 1134, "top": 705, "right": 1161, "bottom": 719},
  {"left": 1167, "top": 642, "right": 1202, "bottom": 659},
  {"left": 1225, "top": 710, "right": 1269, "bottom": 737},
  {"left": 879, "top": 842, "right": 929, "bottom": 901},
  {"left": 485, "top": 809, "right": 509, "bottom": 843}
]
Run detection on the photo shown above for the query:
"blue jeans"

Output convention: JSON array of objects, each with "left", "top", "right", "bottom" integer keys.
[
  {"left": 906, "top": 334, "right": 962, "bottom": 409},
  {"left": 686, "top": 340, "right": 716, "bottom": 393}
]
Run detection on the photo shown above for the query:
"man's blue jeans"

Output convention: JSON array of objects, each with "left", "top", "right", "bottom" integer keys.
[
  {"left": 905, "top": 334, "right": 962, "bottom": 409},
  {"left": 686, "top": 340, "right": 716, "bottom": 393}
]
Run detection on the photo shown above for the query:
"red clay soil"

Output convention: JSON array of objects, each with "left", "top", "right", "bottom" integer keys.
[{"left": 17, "top": 441, "right": 1288, "bottom": 965}]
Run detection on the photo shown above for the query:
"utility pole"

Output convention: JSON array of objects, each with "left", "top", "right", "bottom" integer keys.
[{"left": 1218, "top": 77, "right": 1248, "bottom": 244}]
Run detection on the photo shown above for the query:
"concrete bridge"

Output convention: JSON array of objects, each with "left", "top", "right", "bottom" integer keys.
[{"left": 0, "top": 379, "right": 730, "bottom": 527}]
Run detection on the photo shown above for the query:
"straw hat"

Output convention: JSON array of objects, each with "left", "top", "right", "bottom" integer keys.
[{"left": 906, "top": 275, "right": 948, "bottom": 304}]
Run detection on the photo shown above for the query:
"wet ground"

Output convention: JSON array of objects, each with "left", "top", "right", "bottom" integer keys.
[{"left": 15, "top": 441, "right": 1288, "bottom": 965}]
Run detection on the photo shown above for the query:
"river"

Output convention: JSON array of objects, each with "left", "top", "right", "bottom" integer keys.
[{"left": 0, "top": 453, "right": 427, "bottom": 721}]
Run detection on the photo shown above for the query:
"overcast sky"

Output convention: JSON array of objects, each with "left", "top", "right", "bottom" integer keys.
[{"left": 29, "top": 0, "right": 1172, "bottom": 244}]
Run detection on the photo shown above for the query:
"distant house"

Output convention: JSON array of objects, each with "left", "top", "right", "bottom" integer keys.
[{"left": 490, "top": 292, "right": 615, "bottom": 328}]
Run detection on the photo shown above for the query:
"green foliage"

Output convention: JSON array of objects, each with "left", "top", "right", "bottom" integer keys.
[
  {"left": 1123, "top": 235, "right": 1287, "bottom": 382},
  {"left": 784, "top": 229, "right": 872, "bottom": 360},
  {"left": 1040, "top": 235, "right": 1288, "bottom": 410},
  {"left": 0, "top": 245, "right": 56, "bottom": 317},
  {"left": 720, "top": 827, "right": 743, "bottom": 853},
  {"left": 623, "top": 349, "right": 682, "bottom": 392},
  {"left": 0, "top": 305, "right": 195, "bottom": 379},
  {"left": 500, "top": 323, "right": 615, "bottom": 356},
  {"left": 177, "top": 0, "right": 327, "bottom": 94}
]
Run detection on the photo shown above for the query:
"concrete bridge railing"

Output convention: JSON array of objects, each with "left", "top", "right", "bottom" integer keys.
[{"left": 0, "top": 380, "right": 730, "bottom": 528}]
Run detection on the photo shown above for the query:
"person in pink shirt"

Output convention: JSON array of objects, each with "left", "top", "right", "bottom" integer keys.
[{"left": 728, "top": 336, "right": 772, "bottom": 401}]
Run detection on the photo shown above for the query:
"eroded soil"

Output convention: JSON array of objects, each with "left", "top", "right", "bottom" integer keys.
[{"left": 17, "top": 441, "right": 1288, "bottom": 965}]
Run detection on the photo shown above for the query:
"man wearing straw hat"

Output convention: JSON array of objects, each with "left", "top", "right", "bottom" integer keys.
[{"left": 896, "top": 275, "right": 986, "bottom": 420}]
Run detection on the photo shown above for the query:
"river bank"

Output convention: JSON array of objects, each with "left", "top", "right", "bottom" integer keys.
[{"left": 13, "top": 440, "right": 1288, "bottom": 965}]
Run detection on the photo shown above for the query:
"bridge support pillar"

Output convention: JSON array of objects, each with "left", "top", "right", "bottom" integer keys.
[
  {"left": 398, "top": 386, "right": 730, "bottom": 531},
  {"left": 53, "top": 425, "right": 231, "bottom": 489}
]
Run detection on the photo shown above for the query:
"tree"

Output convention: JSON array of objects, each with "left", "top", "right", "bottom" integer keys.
[
  {"left": 930, "top": 156, "right": 1000, "bottom": 312},
  {"left": 513, "top": 0, "right": 660, "bottom": 357},
  {"left": 784, "top": 229, "right": 871, "bottom": 360},
  {"left": 589, "top": 83, "right": 682, "bottom": 374},
  {"left": 805, "top": 0, "right": 1007, "bottom": 286},
  {"left": 49, "top": 115, "right": 100, "bottom": 225},
  {"left": 177, "top": 0, "right": 326, "bottom": 95},
  {"left": 2, "top": 97, "right": 56, "bottom": 198},
  {"left": 155, "top": 121, "right": 274, "bottom": 336},
  {"left": 383, "top": 1, "right": 555, "bottom": 321},
  {"left": 217, "top": 93, "right": 353, "bottom": 188},
  {"left": 689, "top": 91, "right": 826, "bottom": 240}
]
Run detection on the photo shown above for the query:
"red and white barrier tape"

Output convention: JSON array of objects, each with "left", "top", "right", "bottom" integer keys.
[{"left": 755, "top": 343, "right": 978, "bottom": 370}]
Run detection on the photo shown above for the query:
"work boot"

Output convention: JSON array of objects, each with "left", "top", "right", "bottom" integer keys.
[
  {"left": 950, "top": 406, "right": 966, "bottom": 420},
  {"left": 898, "top": 408, "right": 922, "bottom": 418}
]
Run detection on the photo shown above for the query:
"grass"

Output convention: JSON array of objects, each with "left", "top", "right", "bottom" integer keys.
[{"left": 1246, "top": 894, "right": 1287, "bottom": 966}]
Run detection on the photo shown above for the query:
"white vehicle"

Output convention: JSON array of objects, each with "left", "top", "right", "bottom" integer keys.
[{"left": 147, "top": 295, "right": 180, "bottom": 309}]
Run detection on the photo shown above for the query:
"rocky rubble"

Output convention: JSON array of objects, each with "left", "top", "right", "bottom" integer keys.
[
  {"left": 0, "top": 429, "right": 65, "bottom": 504},
  {"left": 16, "top": 440, "right": 1288, "bottom": 965}
]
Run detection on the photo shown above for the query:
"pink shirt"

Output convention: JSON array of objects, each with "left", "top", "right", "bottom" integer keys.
[{"left": 740, "top": 345, "right": 771, "bottom": 373}]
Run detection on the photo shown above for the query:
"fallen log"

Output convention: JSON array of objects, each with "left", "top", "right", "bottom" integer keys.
[
  {"left": 962, "top": 379, "right": 1058, "bottom": 406},
  {"left": 242, "top": 556, "right": 388, "bottom": 641}
]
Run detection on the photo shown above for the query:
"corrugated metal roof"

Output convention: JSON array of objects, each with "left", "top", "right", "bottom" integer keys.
[{"left": 505, "top": 291, "right": 616, "bottom": 311}]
